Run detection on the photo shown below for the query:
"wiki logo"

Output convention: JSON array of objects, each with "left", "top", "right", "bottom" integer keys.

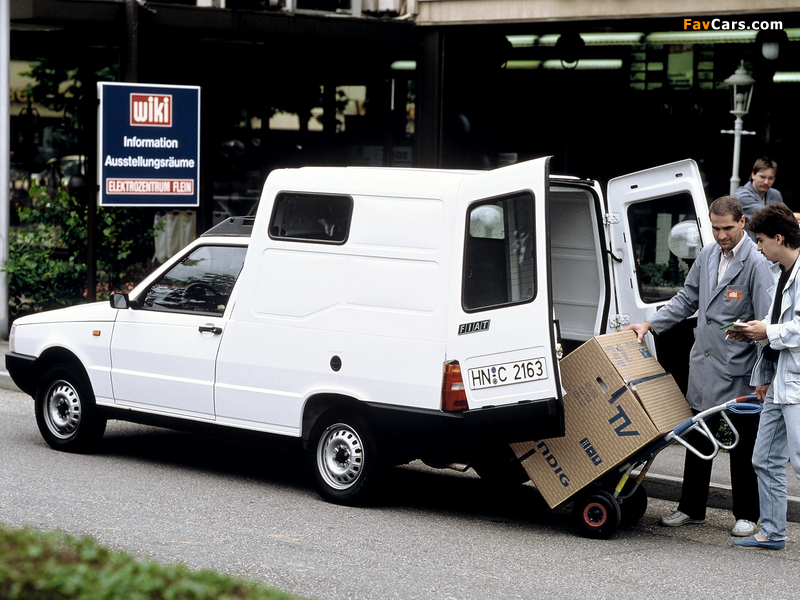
[{"left": 130, "top": 94, "right": 172, "bottom": 127}]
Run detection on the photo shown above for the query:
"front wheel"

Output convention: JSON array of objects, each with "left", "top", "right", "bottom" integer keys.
[
  {"left": 307, "top": 410, "right": 381, "bottom": 506},
  {"left": 35, "top": 364, "right": 107, "bottom": 453}
]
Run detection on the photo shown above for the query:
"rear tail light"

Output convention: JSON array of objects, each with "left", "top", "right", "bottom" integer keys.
[{"left": 442, "top": 361, "right": 468, "bottom": 412}]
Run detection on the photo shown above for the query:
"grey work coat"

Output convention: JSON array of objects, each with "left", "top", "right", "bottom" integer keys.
[{"left": 648, "top": 235, "right": 773, "bottom": 412}]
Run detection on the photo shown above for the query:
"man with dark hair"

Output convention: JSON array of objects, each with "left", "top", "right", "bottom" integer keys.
[
  {"left": 625, "top": 195, "right": 773, "bottom": 536},
  {"left": 729, "top": 203, "right": 800, "bottom": 550},
  {"left": 734, "top": 157, "right": 782, "bottom": 232}
]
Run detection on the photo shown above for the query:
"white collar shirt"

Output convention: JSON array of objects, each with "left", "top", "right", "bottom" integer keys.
[{"left": 718, "top": 232, "right": 747, "bottom": 285}]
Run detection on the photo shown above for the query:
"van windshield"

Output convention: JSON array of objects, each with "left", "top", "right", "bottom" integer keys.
[{"left": 463, "top": 192, "right": 535, "bottom": 311}]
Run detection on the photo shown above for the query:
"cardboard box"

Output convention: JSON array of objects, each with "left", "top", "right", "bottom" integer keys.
[{"left": 510, "top": 331, "right": 692, "bottom": 508}]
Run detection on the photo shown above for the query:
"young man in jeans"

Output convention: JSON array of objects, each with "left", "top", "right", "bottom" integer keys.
[
  {"left": 625, "top": 195, "right": 773, "bottom": 537},
  {"left": 729, "top": 203, "right": 800, "bottom": 550}
]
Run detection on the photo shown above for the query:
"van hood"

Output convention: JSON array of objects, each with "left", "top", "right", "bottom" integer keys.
[{"left": 13, "top": 301, "right": 117, "bottom": 326}]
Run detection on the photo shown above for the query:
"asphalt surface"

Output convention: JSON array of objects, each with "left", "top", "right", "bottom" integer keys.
[
  {"left": 2, "top": 337, "right": 798, "bottom": 524},
  {"left": 4, "top": 388, "right": 800, "bottom": 600}
]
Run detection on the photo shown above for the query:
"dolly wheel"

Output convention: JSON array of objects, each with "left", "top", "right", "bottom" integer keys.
[
  {"left": 620, "top": 484, "right": 648, "bottom": 526},
  {"left": 574, "top": 490, "right": 621, "bottom": 539}
]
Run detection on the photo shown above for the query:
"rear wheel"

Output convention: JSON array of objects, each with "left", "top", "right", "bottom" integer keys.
[
  {"left": 35, "top": 364, "right": 106, "bottom": 453},
  {"left": 307, "top": 410, "right": 381, "bottom": 505},
  {"left": 619, "top": 484, "right": 648, "bottom": 527},
  {"left": 471, "top": 443, "right": 529, "bottom": 487},
  {"left": 573, "top": 490, "right": 621, "bottom": 539}
]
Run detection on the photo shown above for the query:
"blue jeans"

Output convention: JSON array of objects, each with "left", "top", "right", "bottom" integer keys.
[{"left": 752, "top": 391, "right": 800, "bottom": 541}]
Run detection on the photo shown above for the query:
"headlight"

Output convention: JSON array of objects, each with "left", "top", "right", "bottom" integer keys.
[{"left": 8, "top": 324, "right": 15, "bottom": 354}]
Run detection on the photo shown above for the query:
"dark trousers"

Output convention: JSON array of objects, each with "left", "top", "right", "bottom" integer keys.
[{"left": 677, "top": 410, "right": 760, "bottom": 522}]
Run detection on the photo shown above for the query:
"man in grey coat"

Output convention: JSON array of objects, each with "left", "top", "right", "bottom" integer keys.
[{"left": 625, "top": 195, "right": 773, "bottom": 536}]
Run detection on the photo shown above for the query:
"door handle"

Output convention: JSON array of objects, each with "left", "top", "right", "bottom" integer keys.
[{"left": 198, "top": 324, "right": 222, "bottom": 335}]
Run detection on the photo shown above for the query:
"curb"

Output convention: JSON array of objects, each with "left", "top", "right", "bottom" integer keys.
[{"left": 642, "top": 472, "right": 800, "bottom": 524}]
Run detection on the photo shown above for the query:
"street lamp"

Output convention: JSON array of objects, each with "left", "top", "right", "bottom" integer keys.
[{"left": 721, "top": 61, "right": 756, "bottom": 194}]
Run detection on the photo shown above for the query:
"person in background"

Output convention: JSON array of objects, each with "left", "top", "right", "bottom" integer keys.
[
  {"left": 624, "top": 195, "right": 773, "bottom": 537},
  {"left": 734, "top": 157, "right": 782, "bottom": 239},
  {"left": 728, "top": 203, "right": 800, "bottom": 550}
]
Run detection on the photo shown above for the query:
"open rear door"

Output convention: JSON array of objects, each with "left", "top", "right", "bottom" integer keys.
[
  {"left": 606, "top": 159, "right": 712, "bottom": 390},
  {"left": 451, "top": 156, "right": 563, "bottom": 440}
]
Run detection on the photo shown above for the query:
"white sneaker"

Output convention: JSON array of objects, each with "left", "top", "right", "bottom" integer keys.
[
  {"left": 731, "top": 519, "right": 757, "bottom": 537},
  {"left": 660, "top": 510, "right": 705, "bottom": 527}
]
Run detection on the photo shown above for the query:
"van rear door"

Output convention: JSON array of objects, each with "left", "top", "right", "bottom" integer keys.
[
  {"left": 606, "top": 159, "right": 712, "bottom": 387},
  {"left": 452, "top": 156, "right": 563, "bottom": 440}
]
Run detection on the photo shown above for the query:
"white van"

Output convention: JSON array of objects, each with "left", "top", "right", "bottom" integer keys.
[{"left": 5, "top": 157, "right": 712, "bottom": 505}]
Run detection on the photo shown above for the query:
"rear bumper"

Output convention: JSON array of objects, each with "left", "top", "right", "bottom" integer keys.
[
  {"left": 463, "top": 399, "right": 564, "bottom": 442},
  {"left": 366, "top": 397, "right": 564, "bottom": 463}
]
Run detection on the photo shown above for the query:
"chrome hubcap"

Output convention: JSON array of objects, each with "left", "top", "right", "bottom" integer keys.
[
  {"left": 317, "top": 423, "right": 364, "bottom": 490},
  {"left": 44, "top": 380, "right": 81, "bottom": 439}
]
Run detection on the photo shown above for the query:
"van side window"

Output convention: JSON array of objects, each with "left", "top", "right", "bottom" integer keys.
[
  {"left": 463, "top": 192, "right": 535, "bottom": 311},
  {"left": 140, "top": 245, "right": 247, "bottom": 315},
  {"left": 627, "top": 193, "right": 702, "bottom": 303},
  {"left": 269, "top": 193, "right": 352, "bottom": 243}
]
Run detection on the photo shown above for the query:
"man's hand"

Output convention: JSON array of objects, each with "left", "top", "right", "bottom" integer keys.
[
  {"left": 726, "top": 320, "right": 768, "bottom": 342},
  {"left": 755, "top": 385, "right": 770, "bottom": 403},
  {"left": 623, "top": 321, "right": 651, "bottom": 343}
]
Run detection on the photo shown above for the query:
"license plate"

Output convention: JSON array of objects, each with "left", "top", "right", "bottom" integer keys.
[{"left": 467, "top": 357, "right": 547, "bottom": 390}]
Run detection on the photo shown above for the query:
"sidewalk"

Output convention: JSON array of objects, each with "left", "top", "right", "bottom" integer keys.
[
  {"left": 643, "top": 442, "right": 800, "bottom": 523},
  {"left": 2, "top": 337, "right": 799, "bottom": 522}
]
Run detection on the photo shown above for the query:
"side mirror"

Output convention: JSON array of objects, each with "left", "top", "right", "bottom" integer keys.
[{"left": 110, "top": 293, "right": 130, "bottom": 310}]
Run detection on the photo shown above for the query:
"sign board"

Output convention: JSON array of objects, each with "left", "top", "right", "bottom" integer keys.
[{"left": 98, "top": 82, "right": 200, "bottom": 207}]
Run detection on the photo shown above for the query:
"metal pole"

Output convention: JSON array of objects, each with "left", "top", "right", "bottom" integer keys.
[
  {"left": 721, "top": 107, "right": 756, "bottom": 196},
  {"left": 0, "top": 0, "right": 11, "bottom": 338},
  {"left": 729, "top": 113, "right": 744, "bottom": 195}
]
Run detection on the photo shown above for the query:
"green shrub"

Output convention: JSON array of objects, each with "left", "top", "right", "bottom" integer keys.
[
  {"left": 4, "top": 184, "right": 157, "bottom": 315},
  {"left": 0, "top": 524, "right": 307, "bottom": 600},
  {"left": 4, "top": 187, "right": 88, "bottom": 314}
]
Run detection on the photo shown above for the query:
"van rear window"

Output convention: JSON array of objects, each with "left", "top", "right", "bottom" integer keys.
[
  {"left": 269, "top": 193, "right": 352, "bottom": 243},
  {"left": 463, "top": 192, "right": 536, "bottom": 311}
]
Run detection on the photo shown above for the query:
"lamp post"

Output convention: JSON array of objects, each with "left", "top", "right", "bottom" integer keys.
[{"left": 721, "top": 61, "right": 756, "bottom": 195}]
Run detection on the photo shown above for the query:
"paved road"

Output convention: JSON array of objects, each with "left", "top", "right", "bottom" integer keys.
[{"left": 3, "top": 385, "right": 800, "bottom": 600}]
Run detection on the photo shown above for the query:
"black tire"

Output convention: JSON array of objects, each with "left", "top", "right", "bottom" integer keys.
[
  {"left": 619, "top": 484, "right": 648, "bottom": 527},
  {"left": 471, "top": 443, "right": 529, "bottom": 487},
  {"left": 307, "top": 410, "right": 381, "bottom": 506},
  {"left": 35, "top": 364, "right": 107, "bottom": 453},
  {"left": 573, "top": 490, "right": 622, "bottom": 539}
]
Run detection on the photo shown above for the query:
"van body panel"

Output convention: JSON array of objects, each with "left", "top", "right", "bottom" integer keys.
[{"left": 216, "top": 168, "right": 457, "bottom": 433}]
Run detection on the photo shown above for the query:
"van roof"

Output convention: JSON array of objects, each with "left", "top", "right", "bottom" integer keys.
[{"left": 265, "top": 165, "right": 485, "bottom": 199}]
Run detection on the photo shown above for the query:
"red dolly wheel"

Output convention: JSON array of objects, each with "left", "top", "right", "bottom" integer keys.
[{"left": 573, "top": 490, "right": 622, "bottom": 539}]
